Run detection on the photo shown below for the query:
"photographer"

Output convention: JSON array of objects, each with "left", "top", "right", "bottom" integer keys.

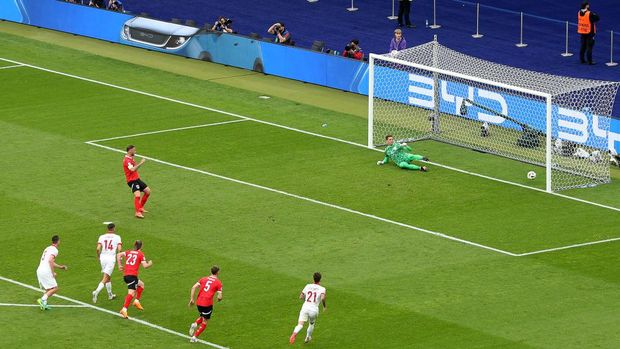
[
  {"left": 107, "top": 0, "right": 124, "bottom": 12},
  {"left": 212, "top": 16, "right": 234, "bottom": 33},
  {"left": 267, "top": 22, "right": 292, "bottom": 45},
  {"left": 88, "top": 0, "right": 105, "bottom": 8},
  {"left": 342, "top": 39, "right": 363, "bottom": 60}
]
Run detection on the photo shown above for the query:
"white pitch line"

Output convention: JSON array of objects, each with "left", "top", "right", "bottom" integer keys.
[
  {"left": 1, "top": 56, "right": 618, "bottom": 213},
  {"left": 85, "top": 141, "right": 518, "bottom": 257},
  {"left": 0, "top": 64, "right": 24, "bottom": 70},
  {"left": 0, "top": 275, "right": 228, "bottom": 349},
  {"left": 88, "top": 119, "right": 248, "bottom": 143},
  {"left": 516, "top": 237, "right": 620, "bottom": 256},
  {"left": 0, "top": 303, "right": 87, "bottom": 308}
]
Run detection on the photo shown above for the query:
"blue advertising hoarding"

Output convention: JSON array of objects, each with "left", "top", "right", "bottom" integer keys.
[{"left": 1, "top": 0, "right": 619, "bottom": 152}]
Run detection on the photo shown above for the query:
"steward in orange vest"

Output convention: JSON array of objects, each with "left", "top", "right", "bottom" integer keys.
[{"left": 578, "top": 2, "right": 599, "bottom": 65}]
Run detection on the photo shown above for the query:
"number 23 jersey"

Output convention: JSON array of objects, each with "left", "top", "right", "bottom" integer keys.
[{"left": 123, "top": 250, "right": 145, "bottom": 276}]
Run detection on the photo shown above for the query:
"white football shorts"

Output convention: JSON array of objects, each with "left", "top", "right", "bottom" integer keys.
[
  {"left": 100, "top": 257, "right": 116, "bottom": 276},
  {"left": 37, "top": 269, "right": 57, "bottom": 290},
  {"left": 298, "top": 307, "right": 319, "bottom": 323}
]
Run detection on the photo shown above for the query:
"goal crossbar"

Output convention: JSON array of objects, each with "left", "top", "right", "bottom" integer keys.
[{"left": 368, "top": 53, "right": 551, "bottom": 99}]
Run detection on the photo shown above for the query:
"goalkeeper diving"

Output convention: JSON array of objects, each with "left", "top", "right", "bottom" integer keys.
[{"left": 377, "top": 135, "right": 428, "bottom": 171}]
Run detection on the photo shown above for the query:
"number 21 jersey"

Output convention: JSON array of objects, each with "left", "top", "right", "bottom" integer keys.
[{"left": 301, "top": 283, "right": 326, "bottom": 311}]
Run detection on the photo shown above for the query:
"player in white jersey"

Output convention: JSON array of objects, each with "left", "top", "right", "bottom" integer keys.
[
  {"left": 289, "top": 272, "right": 327, "bottom": 344},
  {"left": 36, "top": 235, "right": 68, "bottom": 310},
  {"left": 92, "top": 223, "right": 122, "bottom": 303}
]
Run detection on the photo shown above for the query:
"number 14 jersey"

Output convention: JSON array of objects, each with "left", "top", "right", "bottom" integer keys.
[{"left": 98, "top": 233, "right": 122, "bottom": 259}]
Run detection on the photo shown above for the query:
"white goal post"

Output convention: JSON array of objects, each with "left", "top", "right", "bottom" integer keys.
[{"left": 368, "top": 39, "right": 620, "bottom": 192}]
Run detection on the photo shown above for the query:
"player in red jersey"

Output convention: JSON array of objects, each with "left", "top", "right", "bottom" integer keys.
[
  {"left": 116, "top": 240, "right": 153, "bottom": 319},
  {"left": 123, "top": 145, "right": 151, "bottom": 219},
  {"left": 188, "top": 266, "right": 223, "bottom": 343}
]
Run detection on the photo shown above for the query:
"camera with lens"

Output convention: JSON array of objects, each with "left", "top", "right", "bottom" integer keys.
[{"left": 344, "top": 39, "right": 359, "bottom": 52}]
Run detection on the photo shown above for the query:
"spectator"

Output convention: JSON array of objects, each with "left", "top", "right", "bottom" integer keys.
[
  {"left": 397, "top": 0, "right": 415, "bottom": 28},
  {"left": 107, "top": 0, "right": 124, "bottom": 12},
  {"left": 88, "top": 0, "right": 105, "bottom": 8},
  {"left": 342, "top": 39, "right": 363, "bottom": 60},
  {"left": 578, "top": 1, "right": 599, "bottom": 65},
  {"left": 212, "top": 17, "right": 234, "bottom": 33},
  {"left": 267, "top": 22, "right": 292, "bottom": 45},
  {"left": 65, "top": 0, "right": 83, "bottom": 4},
  {"left": 389, "top": 28, "right": 407, "bottom": 53}
]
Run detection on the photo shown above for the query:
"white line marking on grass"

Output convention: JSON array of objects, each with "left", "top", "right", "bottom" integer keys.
[
  {"left": 0, "top": 64, "right": 24, "bottom": 70},
  {"left": 88, "top": 119, "right": 248, "bottom": 143},
  {"left": 1, "top": 56, "right": 618, "bottom": 213},
  {"left": 516, "top": 237, "right": 620, "bottom": 256},
  {"left": 423, "top": 161, "right": 620, "bottom": 213},
  {"left": 0, "top": 276, "right": 228, "bottom": 349},
  {"left": 85, "top": 141, "right": 518, "bottom": 257},
  {"left": 0, "top": 303, "right": 87, "bottom": 308}
]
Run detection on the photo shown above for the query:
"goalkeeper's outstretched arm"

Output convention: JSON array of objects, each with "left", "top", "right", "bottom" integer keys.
[{"left": 377, "top": 155, "right": 389, "bottom": 165}]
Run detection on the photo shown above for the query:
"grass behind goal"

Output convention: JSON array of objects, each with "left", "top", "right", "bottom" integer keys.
[{"left": 1, "top": 27, "right": 620, "bottom": 348}]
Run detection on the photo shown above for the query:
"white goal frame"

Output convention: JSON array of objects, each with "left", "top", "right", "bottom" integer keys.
[{"left": 368, "top": 53, "right": 554, "bottom": 192}]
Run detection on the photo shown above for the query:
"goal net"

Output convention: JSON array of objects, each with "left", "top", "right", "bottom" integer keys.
[{"left": 369, "top": 39, "right": 620, "bottom": 192}]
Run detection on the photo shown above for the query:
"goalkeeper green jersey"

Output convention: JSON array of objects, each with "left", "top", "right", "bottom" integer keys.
[{"left": 384, "top": 142, "right": 412, "bottom": 164}]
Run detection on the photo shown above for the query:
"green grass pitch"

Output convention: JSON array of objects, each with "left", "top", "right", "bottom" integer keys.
[{"left": 1, "top": 22, "right": 620, "bottom": 348}]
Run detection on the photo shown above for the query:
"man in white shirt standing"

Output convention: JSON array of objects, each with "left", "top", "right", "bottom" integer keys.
[
  {"left": 289, "top": 272, "right": 327, "bottom": 344},
  {"left": 36, "top": 235, "right": 68, "bottom": 310},
  {"left": 92, "top": 223, "right": 122, "bottom": 303}
]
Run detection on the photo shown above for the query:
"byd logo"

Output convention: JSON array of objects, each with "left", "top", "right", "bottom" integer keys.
[{"left": 407, "top": 74, "right": 620, "bottom": 150}]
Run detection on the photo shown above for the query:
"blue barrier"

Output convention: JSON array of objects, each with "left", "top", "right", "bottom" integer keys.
[{"left": 1, "top": 0, "right": 619, "bottom": 153}]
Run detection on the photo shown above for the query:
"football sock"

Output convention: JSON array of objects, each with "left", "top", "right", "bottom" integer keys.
[
  {"left": 195, "top": 323, "right": 207, "bottom": 337},
  {"left": 123, "top": 294, "right": 133, "bottom": 308},
  {"left": 94, "top": 282, "right": 104, "bottom": 295},
  {"left": 41, "top": 294, "right": 48, "bottom": 301},
  {"left": 136, "top": 286, "right": 144, "bottom": 300},
  {"left": 105, "top": 282, "right": 113, "bottom": 296},
  {"left": 134, "top": 197, "right": 142, "bottom": 212},
  {"left": 140, "top": 192, "right": 150, "bottom": 208},
  {"left": 194, "top": 317, "right": 204, "bottom": 325},
  {"left": 307, "top": 323, "right": 315, "bottom": 338},
  {"left": 293, "top": 325, "right": 303, "bottom": 334}
]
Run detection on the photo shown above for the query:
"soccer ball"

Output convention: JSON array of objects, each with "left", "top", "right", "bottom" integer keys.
[
  {"left": 527, "top": 171, "right": 536, "bottom": 180},
  {"left": 390, "top": 50, "right": 398, "bottom": 57}
]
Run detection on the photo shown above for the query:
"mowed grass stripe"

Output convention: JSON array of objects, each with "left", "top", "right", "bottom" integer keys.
[
  {"left": 3, "top": 55, "right": 619, "bottom": 214},
  {"left": 0, "top": 66, "right": 239, "bottom": 142},
  {"left": 98, "top": 119, "right": 620, "bottom": 253}
]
